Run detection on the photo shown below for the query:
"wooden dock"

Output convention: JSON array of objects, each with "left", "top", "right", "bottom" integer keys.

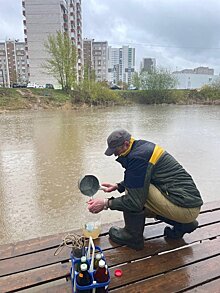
[{"left": 0, "top": 200, "right": 220, "bottom": 292}]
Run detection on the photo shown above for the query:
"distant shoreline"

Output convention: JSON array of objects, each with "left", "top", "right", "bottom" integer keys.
[{"left": 0, "top": 88, "right": 220, "bottom": 112}]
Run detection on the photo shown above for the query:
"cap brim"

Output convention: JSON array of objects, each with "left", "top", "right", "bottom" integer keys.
[{"left": 104, "top": 147, "right": 115, "bottom": 156}]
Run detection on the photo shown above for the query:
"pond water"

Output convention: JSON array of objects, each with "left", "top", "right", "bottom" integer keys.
[{"left": 0, "top": 104, "right": 220, "bottom": 244}]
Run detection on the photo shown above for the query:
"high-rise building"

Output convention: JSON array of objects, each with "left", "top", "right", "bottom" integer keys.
[
  {"left": 108, "top": 46, "right": 135, "bottom": 85},
  {"left": 83, "top": 39, "right": 108, "bottom": 82},
  {"left": 92, "top": 41, "right": 108, "bottom": 82},
  {"left": 83, "top": 41, "right": 135, "bottom": 84},
  {"left": 74, "top": 0, "right": 83, "bottom": 81},
  {"left": 0, "top": 40, "right": 29, "bottom": 87},
  {"left": 140, "top": 58, "right": 156, "bottom": 73},
  {"left": 22, "top": 0, "right": 82, "bottom": 87},
  {"left": 83, "top": 38, "right": 93, "bottom": 79},
  {"left": 108, "top": 47, "right": 120, "bottom": 85}
]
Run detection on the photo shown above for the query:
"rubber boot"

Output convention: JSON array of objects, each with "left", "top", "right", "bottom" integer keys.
[
  {"left": 109, "top": 211, "right": 145, "bottom": 250},
  {"left": 156, "top": 215, "right": 198, "bottom": 239}
]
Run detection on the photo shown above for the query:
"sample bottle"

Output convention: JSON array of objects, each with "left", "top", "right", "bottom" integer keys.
[
  {"left": 75, "top": 255, "right": 89, "bottom": 272},
  {"left": 94, "top": 259, "right": 109, "bottom": 293},
  {"left": 76, "top": 263, "right": 92, "bottom": 293},
  {"left": 94, "top": 252, "right": 102, "bottom": 269}
]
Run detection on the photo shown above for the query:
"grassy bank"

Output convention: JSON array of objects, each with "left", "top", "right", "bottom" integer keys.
[
  {"left": 119, "top": 88, "right": 220, "bottom": 105},
  {"left": 1, "top": 87, "right": 220, "bottom": 111},
  {"left": 0, "top": 87, "right": 126, "bottom": 111}
]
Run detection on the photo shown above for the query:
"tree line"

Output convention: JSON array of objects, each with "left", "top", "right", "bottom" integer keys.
[{"left": 44, "top": 32, "right": 220, "bottom": 105}]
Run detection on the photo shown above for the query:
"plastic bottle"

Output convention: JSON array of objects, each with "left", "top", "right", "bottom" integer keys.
[
  {"left": 94, "top": 252, "right": 102, "bottom": 270},
  {"left": 76, "top": 263, "right": 92, "bottom": 293},
  {"left": 94, "top": 259, "right": 109, "bottom": 293}
]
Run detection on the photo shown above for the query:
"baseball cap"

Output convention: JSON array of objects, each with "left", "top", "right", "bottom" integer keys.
[{"left": 104, "top": 129, "right": 131, "bottom": 156}]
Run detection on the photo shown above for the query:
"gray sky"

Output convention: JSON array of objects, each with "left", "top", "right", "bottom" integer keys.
[{"left": 1, "top": 0, "right": 220, "bottom": 73}]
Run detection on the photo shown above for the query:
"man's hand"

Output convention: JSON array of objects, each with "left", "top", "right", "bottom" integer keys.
[
  {"left": 101, "top": 182, "right": 118, "bottom": 192},
  {"left": 88, "top": 198, "right": 106, "bottom": 214}
]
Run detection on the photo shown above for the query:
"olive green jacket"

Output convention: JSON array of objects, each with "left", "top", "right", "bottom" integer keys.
[{"left": 109, "top": 140, "right": 203, "bottom": 213}]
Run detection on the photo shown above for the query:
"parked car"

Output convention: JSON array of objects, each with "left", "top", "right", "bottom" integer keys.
[
  {"left": 110, "top": 84, "right": 121, "bottom": 90},
  {"left": 128, "top": 86, "right": 138, "bottom": 90},
  {"left": 27, "top": 83, "right": 37, "bottom": 88},
  {"left": 45, "top": 83, "right": 54, "bottom": 89},
  {"left": 12, "top": 83, "right": 27, "bottom": 88}
]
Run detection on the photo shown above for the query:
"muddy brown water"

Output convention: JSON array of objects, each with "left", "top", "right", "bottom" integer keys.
[{"left": 0, "top": 105, "right": 220, "bottom": 244}]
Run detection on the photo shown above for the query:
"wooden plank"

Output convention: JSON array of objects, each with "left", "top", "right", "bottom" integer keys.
[
  {"left": 0, "top": 220, "right": 123, "bottom": 261},
  {"left": 184, "top": 278, "right": 220, "bottom": 293},
  {"left": 0, "top": 223, "right": 165, "bottom": 276},
  {"left": 1, "top": 220, "right": 220, "bottom": 278},
  {"left": 0, "top": 218, "right": 157, "bottom": 261},
  {"left": 197, "top": 208, "right": 220, "bottom": 226},
  {"left": 106, "top": 221, "right": 220, "bottom": 267},
  {"left": 200, "top": 200, "right": 220, "bottom": 212},
  {"left": 35, "top": 282, "right": 72, "bottom": 293},
  {"left": 111, "top": 255, "right": 220, "bottom": 292},
  {"left": 0, "top": 200, "right": 219, "bottom": 260},
  {"left": 108, "top": 237, "right": 220, "bottom": 290},
  {"left": 1, "top": 234, "right": 220, "bottom": 292},
  {"left": 1, "top": 203, "right": 220, "bottom": 263},
  {"left": 0, "top": 263, "right": 70, "bottom": 293}
]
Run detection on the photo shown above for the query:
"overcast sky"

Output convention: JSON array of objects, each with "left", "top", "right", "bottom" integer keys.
[{"left": 1, "top": 0, "right": 220, "bottom": 73}]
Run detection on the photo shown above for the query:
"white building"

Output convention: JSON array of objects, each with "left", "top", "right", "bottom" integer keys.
[
  {"left": 23, "top": 0, "right": 82, "bottom": 87},
  {"left": 173, "top": 73, "right": 220, "bottom": 89},
  {"left": 108, "top": 46, "right": 135, "bottom": 85}
]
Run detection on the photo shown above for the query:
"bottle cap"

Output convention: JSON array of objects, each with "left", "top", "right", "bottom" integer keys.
[
  {"left": 80, "top": 263, "right": 88, "bottom": 271},
  {"left": 95, "top": 253, "right": 102, "bottom": 260},
  {"left": 81, "top": 256, "right": 87, "bottom": 263},
  {"left": 98, "top": 259, "right": 106, "bottom": 268},
  {"left": 114, "top": 269, "right": 123, "bottom": 277}
]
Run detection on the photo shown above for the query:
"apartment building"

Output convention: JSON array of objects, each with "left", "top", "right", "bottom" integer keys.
[
  {"left": 173, "top": 66, "right": 214, "bottom": 75},
  {"left": 83, "top": 41, "right": 135, "bottom": 84},
  {"left": 108, "top": 46, "right": 135, "bottom": 85},
  {"left": 92, "top": 41, "right": 108, "bottom": 82},
  {"left": 23, "top": 0, "right": 82, "bottom": 87},
  {"left": 83, "top": 38, "right": 93, "bottom": 78},
  {"left": 83, "top": 39, "right": 108, "bottom": 82},
  {"left": 140, "top": 58, "right": 156, "bottom": 73},
  {"left": 0, "top": 40, "right": 28, "bottom": 87}
]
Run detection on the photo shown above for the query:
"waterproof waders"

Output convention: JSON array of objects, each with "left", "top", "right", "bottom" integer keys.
[
  {"left": 156, "top": 215, "right": 198, "bottom": 239},
  {"left": 109, "top": 210, "right": 145, "bottom": 250}
]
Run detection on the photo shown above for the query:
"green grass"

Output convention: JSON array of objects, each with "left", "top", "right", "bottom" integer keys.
[{"left": 1, "top": 86, "right": 219, "bottom": 111}]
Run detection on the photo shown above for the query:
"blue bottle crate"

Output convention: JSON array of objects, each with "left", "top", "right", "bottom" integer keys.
[{"left": 70, "top": 238, "right": 110, "bottom": 293}]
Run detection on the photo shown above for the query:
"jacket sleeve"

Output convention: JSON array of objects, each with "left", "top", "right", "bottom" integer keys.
[
  {"left": 109, "top": 164, "right": 154, "bottom": 213},
  {"left": 109, "top": 187, "right": 147, "bottom": 212},
  {"left": 117, "top": 181, "right": 125, "bottom": 193}
]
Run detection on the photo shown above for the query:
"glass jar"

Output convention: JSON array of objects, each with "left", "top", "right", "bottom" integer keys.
[{"left": 82, "top": 208, "right": 101, "bottom": 239}]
